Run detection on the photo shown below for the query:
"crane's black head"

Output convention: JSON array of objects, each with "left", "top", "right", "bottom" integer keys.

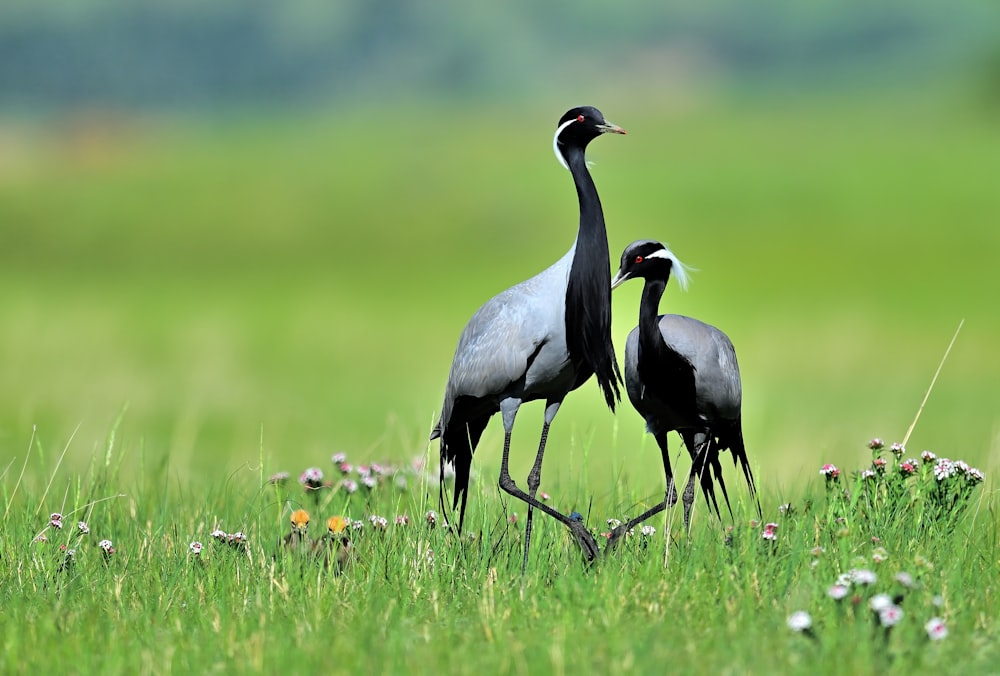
[
  {"left": 611, "top": 239, "right": 691, "bottom": 290},
  {"left": 553, "top": 106, "right": 626, "bottom": 169}
]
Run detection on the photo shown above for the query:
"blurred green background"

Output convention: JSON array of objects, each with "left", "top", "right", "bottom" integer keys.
[{"left": 1, "top": 1, "right": 998, "bottom": 505}]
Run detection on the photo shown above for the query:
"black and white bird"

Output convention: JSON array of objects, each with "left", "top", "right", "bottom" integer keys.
[
  {"left": 431, "top": 106, "right": 626, "bottom": 567},
  {"left": 609, "top": 240, "right": 759, "bottom": 536}
]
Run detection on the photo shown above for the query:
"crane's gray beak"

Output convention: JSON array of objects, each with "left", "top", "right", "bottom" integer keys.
[
  {"left": 597, "top": 121, "right": 626, "bottom": 135},
  {"left": 611, "top": 269, "right": 629, "bottom": 290}
]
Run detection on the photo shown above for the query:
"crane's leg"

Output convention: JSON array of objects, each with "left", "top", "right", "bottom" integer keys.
[
  {"left": 680, "top": 431, "right": 725, "bottom": 530},
  {"left": 679, "top": 431, "right": 707, "bottom": 531},
  {"left": 655, "top": 432, "right": 679, "bottom": 509},
  {"left": 607, "top": 432, "right": 676, "bottom": 550},
  {"left": 521, "top": 399, "right": 562, "bottom": 574},
  {"left": 497, "top": 398, "right": 600, "bottom": 564}
]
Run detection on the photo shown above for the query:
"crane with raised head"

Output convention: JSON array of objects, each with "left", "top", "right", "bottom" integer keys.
[{"left": 431, "top": 106, "right": 626, "bottom": 568}]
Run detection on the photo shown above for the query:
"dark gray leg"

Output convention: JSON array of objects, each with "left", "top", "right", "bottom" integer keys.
[
  {"left": 522, "top": 399, "right": 561, "bottom": 574},
  {"left": 497, "top": 398, "right": 599, "bottom": 565},
  {"left": 680, "top": 431, "right": 711, "bottom": 531},
  {"left": 607, "top": 432, "right": 676, "bottom": 550}
]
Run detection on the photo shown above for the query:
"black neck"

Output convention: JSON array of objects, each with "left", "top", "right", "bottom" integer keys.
[
  {"left": 638, "top": 278, "right": 667, "bottom": 357},
  {"left": 563, "top": 145, "right": 621, "bottom": 410},
  {"left": 636, "top": 276, "right": 696, "bottom": 402}
]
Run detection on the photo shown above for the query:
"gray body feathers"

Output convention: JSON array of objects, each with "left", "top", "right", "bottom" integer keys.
[{"left": 624, "top": 313, "right": 741, "bottom": 434}]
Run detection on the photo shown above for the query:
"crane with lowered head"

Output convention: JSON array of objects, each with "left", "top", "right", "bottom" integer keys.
[{"left": 608, "top": 239, "right": 760, "bottom": 543}]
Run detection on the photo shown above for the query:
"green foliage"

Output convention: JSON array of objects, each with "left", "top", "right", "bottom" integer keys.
[
  {"left": 1, "top": 91, "right": 999, "bottom": 672},
  {"left": 1, "top": 437, "right": 996, "bottom": 674},
  {"left": 820, "top": 443, "right": 987, "bottom": 538}
]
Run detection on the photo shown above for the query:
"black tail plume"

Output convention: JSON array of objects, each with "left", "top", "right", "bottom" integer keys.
[
  {"left": 728, "top": 427, "right": 761, "bottom": 518},
  {"left": 436, "top": 412, "right": 489, "bottom": 534}
]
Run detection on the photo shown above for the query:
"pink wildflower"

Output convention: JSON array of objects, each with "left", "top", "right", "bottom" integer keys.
[
  {"left": 331, "top": 452, "right": 347, "bottom": 465},
  {"left": 889, "top": 442, "right": 905, "bottom": 458},
  {"left": 540, "top": 491, "right": 551, "bottom": 501},
  {"left": 189, "top": 541, "right": 203, "bottom": 555},
  {"left": 828, "top": 584, "right": 849, "bottom": 600},
  {"left": 920, "top": 450, "right": 937, "bottom": 464},
  {"left": 425, "top": 510, "right": 438, "bottom": 527},
  {"left": 761, "top": 522, "right": 779, "bottom": 541},
  {"left": 98, "top": 539, "right": 115, "bottom": 554},
  {"left": 34, "top": 533, "right": 48, "bottom": 544},
  {"left": 342, "top": 479, "right": 358, "bottom": 493},
  {"left": 368, "top": 515, "right": 388, "bottom": 530},
  {"left": 868, "top": 438, "right": 885, "bottom": 451},
  {"left": 878, "top": 604, "right": 904, "bottom": 627},
  {"left": 819, "top": 463, "right": 840, "bottom": 480},
  {"left": 870, "top": 594, "right": 893, "bottom": 612},
  {"left": 933, "top": 459, "right": 957, "bottom": 481},
  {"left": 787, "top": 611, "right": 812, "bottom": 632},
  {"left": 850, "top": 568, "right": 877, "bottom": 585},
  {"left": 925, "top": 617, "right": 947, "bottom": 640},
  {"left": 899, "top": 460, "right": 918, "bottom": 476},
  {"left": 268, "top": 471, "right": 290, "bottom": 484},
  {"left": 299, "top": 467, "right": 324, "bottom": 490},
  {"left": 873, "top": 457, "right": 887, "bottom": 474},
  {"left": 394, "top": 515, "right": 410, "bottom": 526}
]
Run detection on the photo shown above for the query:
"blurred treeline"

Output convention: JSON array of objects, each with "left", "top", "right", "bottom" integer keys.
[{"left": 1, "top": 0, "right": 998, "bottom": 111}]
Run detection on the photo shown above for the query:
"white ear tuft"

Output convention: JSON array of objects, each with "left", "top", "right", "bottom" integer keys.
[
  {"left": 647, "top": 244, "right": 694, "bottom": 291},
  {"left": 552, "top": 118, "right": 575, "bottom": 171}
]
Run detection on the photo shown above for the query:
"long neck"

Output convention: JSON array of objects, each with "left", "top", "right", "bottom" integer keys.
[
  {"left": 638, "top": 278, "right": 667, "bottom": 357},
  {"left": 636, "top": 276, "right": 695, "bottom": 403},
  {"left": 563, "top": 145, "right": 621, "bottom": 410}
]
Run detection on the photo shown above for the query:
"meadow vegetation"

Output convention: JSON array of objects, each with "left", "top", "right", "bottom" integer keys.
[{"left": 1, "top": 90, "right": 998, "bottom": 672}]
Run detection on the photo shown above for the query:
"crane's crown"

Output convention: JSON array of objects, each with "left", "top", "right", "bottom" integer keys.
[{"left": 553, "top": 106, "right": 626, "bottom": 170}]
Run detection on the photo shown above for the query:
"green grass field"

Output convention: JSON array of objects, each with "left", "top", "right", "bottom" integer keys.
[{"left": 1, "top": 91, "right": 998, "bottom": 672}]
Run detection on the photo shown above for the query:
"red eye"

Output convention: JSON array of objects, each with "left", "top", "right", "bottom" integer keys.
[
  {"left": 577, "top": 114, "right": 585, "bottom": 122},
  {"left": 635, "top": 255, "right": 643, "bottom": 263}
]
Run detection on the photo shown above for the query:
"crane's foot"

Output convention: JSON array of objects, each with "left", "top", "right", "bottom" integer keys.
[{"left": 566, "top": 519, "right": 600, "bottom": 564}]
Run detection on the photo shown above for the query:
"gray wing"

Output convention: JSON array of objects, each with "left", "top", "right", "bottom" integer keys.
[
  {"left": 657, "top": 314, "right": 741, "bottom": 421},
  {"left": 622, "top": 315, "right": 741, "bottom": 430},
  {"left": 437, "top": 256, "right": 570, "bottom": 429}
]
